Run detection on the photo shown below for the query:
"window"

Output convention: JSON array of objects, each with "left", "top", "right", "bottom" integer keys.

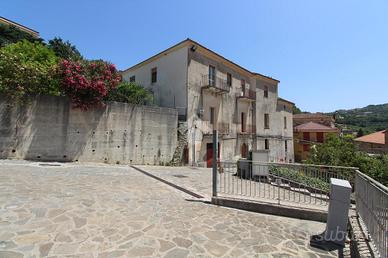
[
  {"left": 264, "top": 85, "right": 269, "bottom": 98},
  {"left": 210, "top": 107, "right": 215, "bottom": 125},
  {"left": 209, "top": 65, "right": 215, "bottom": 86},
  {"left": 227, "top": 73, "right": 232, "bottom": 87},
  {"left": 265, "top": 139, "right": 269, "bottom": 150},
  {"left": 264, "top": 114, "right": 269, "bottom": 129},
  {"left": 129, "top": 76, "right": 135, "bottom": 82},
  {"left": 316, "top": 132, "right": 324, "bottom": 143},
  {"left": 241, "top": 143, "right": 248, "bottom": 158},
  {"left": 285, "top": 140, "right": 288, "bottom": 152},
  {"left": 303, "top": 132, "right": 310, "bottom": 141},
  {"left": 284, "top": 116, "right": 287, "bottom": 129},
  {"left": 151, "top": 67, "right": 157, "bottom": 83},
  {"left": 241, "top": 79, "right": 246, "bottom": 92},
  {"left": 241, "top": 112, "right": 246, "bottom": 132}
]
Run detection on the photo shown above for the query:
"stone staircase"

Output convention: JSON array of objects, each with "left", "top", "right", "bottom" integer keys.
[{"left": 169, "top": 122, "right": 188, "bottom": 166}]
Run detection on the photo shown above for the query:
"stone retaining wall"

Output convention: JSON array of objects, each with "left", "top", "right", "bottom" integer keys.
[{"left": 0, "top": 95, "right": 178, "bottom": 165}]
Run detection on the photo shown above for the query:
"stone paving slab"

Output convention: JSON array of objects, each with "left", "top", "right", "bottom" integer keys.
[{"left": 0, "top": 160, "right": 337, "bottom": 257}]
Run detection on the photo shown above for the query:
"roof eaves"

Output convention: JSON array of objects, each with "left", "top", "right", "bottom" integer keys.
[
  {"left": 0, "top": 16, "right": 39, "bottom": 35},
  {"left": 278, "top": 97, "right": 295, "bottom": 105},
  {"left": 121, "top": 38, "right": 280, "bottom": 83}
]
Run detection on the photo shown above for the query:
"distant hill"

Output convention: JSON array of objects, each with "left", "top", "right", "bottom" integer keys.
[{"left": 328, "top": 103, "right": 388, "bottom": 134}]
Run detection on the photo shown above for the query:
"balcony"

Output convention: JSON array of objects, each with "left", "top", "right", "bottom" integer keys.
[
  {"left": 201, "top": 74, "right": 230, "bottom": 94},
  {"left": 237, "top": 88, "right": 256, "bottom": 101},
  {"left": 202, "top": 121, "right": 230, "bottom": 135},
  {"left": 238, "top": 124, "right": 256, "bottom": 135}
]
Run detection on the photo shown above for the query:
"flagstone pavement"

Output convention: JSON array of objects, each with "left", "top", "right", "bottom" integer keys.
[{"left": 0, "top": 160, "right": 336, "bottom": 257}]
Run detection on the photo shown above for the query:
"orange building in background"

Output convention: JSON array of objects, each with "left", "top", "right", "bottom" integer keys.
[
  {"left": 293, "top": 114, "right": 339, "bottom": 162},
  {"left": 354, "top": 130, "right": 388, "bottom": 154}
]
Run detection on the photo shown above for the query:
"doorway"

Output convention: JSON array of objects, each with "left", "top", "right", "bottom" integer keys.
[{"left": 206, "top": 142, "right": 220, "bottom": 168}]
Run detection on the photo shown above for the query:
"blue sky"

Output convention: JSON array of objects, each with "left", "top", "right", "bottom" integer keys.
[{"left": 2, "top": 0, "right": 388, "bottom": 112}]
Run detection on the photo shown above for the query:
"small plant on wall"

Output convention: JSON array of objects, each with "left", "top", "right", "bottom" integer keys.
[{"left": 58, "top": 60, "right": 121, "bottom": 110}]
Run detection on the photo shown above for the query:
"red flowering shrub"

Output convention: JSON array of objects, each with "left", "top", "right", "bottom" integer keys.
[{"left": 58, "top": 60, "right": 121, "bottom": 109}]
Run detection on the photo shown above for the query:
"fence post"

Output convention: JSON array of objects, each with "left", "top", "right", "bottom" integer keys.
[{"left": 212, "top": 130, "right": 218, "bottom": 197}]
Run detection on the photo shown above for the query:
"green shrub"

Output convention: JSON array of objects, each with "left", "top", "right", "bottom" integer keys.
[
  {"left": 106, "top": 82, "right": 154, "bottom": 105},
  {"left": 0, "top": 24, "right": 43, "bottom": 47},
  {"left": 47, "top": 37, "right": 83, "bottom": 61},
  {"left": 0, "top": 40, "right": 59, "bottom": 100},
  {"left": 270, "top": 166, "right": 330, "bottom": 192}
]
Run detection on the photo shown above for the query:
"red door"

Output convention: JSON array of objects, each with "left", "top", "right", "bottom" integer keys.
[{"left": 206, "top": 143, "right": 220, "bottom": 168}]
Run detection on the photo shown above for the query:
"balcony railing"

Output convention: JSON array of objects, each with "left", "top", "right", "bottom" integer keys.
[
  {"left": 237, "top": 88, "right": 256, "bottom": 101},
  {"left": 202, "top": 121, "right": 230, "bottom": 135},
  {"left": 239, "top": 124, "right": 256, "bottom": 135},
  {"left": 201, "top": 74, "right": 230, "bottom": 93}
]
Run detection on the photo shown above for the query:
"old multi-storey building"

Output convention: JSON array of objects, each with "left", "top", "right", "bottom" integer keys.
[{"left": 121, "top": 39, "right": 294, "bottom": 167}]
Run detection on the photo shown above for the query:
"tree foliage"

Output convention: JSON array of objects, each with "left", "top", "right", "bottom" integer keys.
[
  {"left": 292, "top": 105, "right": 302, "bottom": 114},
  {"left": 106, "top": 82, "right": 154, "bottom": 105},
  {"left": 58, "top": 60, "right": 121, "bottom": 110},
  {"left": 0, "top": 40, "right": 59, "bottom": 100},
  {"left": 48, "top": 37, "right": 83, "bottom": 61},
  {"left": 0, "top": 24, "right": 43, "bottom": 47},
  {"left": 307, "top": 134, "right": 388, "bottom": 186}
]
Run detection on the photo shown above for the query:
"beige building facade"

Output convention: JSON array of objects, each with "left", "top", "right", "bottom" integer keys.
[{"left": 122, "top": 39, "right": 294, "bottom": 166}]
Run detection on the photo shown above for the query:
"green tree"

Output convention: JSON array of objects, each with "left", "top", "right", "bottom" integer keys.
[
  {"left": 292, "top": 105, "right": 302, "bottom": 114},
  {"left": 307, "top": 134, "right": 388, "bottom": 185},
  {"left": 106, "top": 82, "right": 154, "bottom": 105},
  {"left": 0, "top": 24, "right": 43, "bottom": 47},
  {"left": 0, "top": 40, "right": 59, "bottom": 100},
  {"left": 356, "top": 128, "right": 364, "bottom": 137},
  {"left": 47, "top": 37, "right": 83, "bottom": 61}
]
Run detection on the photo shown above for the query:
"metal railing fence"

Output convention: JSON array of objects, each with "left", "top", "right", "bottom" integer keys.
[
  {"left": 216, "top": 160, "right": 357, "bottom": 208},
  {"left": 355, "top": 171, "right": 388, "bottom": 258}
]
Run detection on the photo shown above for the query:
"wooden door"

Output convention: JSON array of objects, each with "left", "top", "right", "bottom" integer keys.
[{"left": 206, "top": 143, "right": 220, "bottom": 168}]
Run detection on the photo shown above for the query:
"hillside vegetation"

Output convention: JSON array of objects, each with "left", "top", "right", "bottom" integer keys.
[{"left": 329, "top": 103, "right": 388, "bottom": 134}]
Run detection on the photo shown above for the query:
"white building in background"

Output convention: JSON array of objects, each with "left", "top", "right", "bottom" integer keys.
[{"left": 121, "top": 39, "right": 294, "bottom": 167}]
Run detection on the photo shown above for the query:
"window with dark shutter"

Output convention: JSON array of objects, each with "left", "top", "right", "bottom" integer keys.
[
  {"left": 151, "top": 67, "right": 157, "bottom": 83},
  {"left": 130, "top": 76, "right": 135, "bottom": 82},
  {"left": 227, "top": 73, "right": 232, "bottom": 87},
  {"left": 264, "top": 114, "right": 269, "bottom": 129},
  {"left": 265, "top": 139, "right": 269, "bottom": 150}
]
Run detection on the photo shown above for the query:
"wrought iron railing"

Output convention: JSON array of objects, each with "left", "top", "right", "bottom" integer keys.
[
  {"left": 217, "top": 160, "right": 356, "bottom": 208},
  {"left": 355, "top": 171, "right": 388, "bottom": 258},
  {"left": 201, "top": 74, "right": 230, "bottom": 92},
  {"left": 238, "top": 88, "right": 256, "bottom": 100}
]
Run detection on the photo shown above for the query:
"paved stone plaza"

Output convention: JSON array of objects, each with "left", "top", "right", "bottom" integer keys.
[{"left": 0, "top": 160, "right": 336, "bottom": 257}]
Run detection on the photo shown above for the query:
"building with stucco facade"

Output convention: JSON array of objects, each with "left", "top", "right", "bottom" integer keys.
[{"left": 121, "top": 39, "right": 294, "bottom": 167}]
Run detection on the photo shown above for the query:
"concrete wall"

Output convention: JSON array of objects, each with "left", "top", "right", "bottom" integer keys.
[
  {"left": 0, "top": 96, "right": 178, "bottom": 165},
  {"left": 121, "top": 46, "right": 188, "bottom": 116}
]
